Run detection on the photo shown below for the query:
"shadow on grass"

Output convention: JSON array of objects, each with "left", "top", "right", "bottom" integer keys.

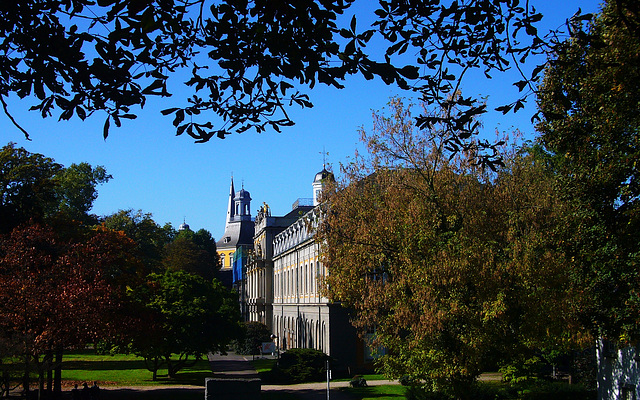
[
  {"left": 101, "top": 387, "right": 204, "bottom": 400},
  {"left": 152, "top": 371, "right": 211, "bottom": 386},
  {"left": 64, "top": 359, "right": 149, "bottom": 371}
]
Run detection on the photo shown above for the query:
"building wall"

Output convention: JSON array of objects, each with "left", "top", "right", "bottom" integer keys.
[
  {"left": 268, "top": 209, "right": 365, "bottom": 371},
  {"left": 244, "top": 176, "right": 367, "bottom": 371},
  {"left": 597, "top": 340, "right": 639, "bottom": 400},
  {"left": 218, "top": 249, "right": 235, "bottom": 270}
]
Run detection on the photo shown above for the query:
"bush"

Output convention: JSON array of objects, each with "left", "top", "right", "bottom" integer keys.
[
  {"left": 404, "top": 380, "right": 596, "bottom": 400},
  {"left": 350, "top": 375, "right": 367, "bottom": 387},
  {"left": 499, "top": 356, "right": 544, "bottom": 384},
  {"left": 517, "top": 381, "right": 596, "bottom": 400},
  {"left": 405, "top": 384, "right": 452, "bottom": 400},
  {"left": 260, "top": 348, "right": 329, "bottom": 384}
]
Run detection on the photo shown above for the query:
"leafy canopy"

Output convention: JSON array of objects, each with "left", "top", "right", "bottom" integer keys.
[
  {"left": 0, "top": 0, "right": 600, "bottom": 166},
  {"left": 0, "top": 143, "right": 111, "bottom": 233},
  {"left": 127, "top": 270, "right": 242, "bottom": 378},
  {"left": 536, "top": 0, "right": 640, "bottom": 342},
  {"left": 317, "top": 99, "right": 583, "bottom": 398}
]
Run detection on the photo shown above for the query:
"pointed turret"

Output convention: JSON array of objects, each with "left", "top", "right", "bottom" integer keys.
[{"left": 225, "top": 178, "right": 235, "bottom": 230}]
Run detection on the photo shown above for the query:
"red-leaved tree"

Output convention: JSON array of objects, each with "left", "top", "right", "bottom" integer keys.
[{"left": 0, "top": 223, "right": 138, "bottom": 397}]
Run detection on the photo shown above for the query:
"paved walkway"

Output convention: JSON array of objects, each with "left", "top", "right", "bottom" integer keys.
[
  {"left": 207, "top": 352, "right": 260, "bottom": 379},
  {"left": 208, "top": 352, "right": 397, "bottom": 399}
]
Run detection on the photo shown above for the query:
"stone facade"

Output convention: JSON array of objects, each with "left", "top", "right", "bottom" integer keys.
[
  {"left": 244, "top": 168, "right": 368, "bottom": 372},
  {"left": 597, "top": 339, "right": 639, "bottom": 400}
]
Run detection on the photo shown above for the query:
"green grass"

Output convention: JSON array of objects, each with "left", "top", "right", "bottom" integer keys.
[
  {"left": 61, "top": 349, "right": 211, "bottom": 387},
  {"left": 335, "top": 373, "right": 387, "bottom": 382},
  {"left": 250, "top": 358, "right": 277, "bottom": 373},
  {"left": 340, "top": 384, "right": 407, "bottom": 399}
]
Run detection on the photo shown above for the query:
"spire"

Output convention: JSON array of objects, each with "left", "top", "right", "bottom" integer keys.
[{"left": 225, "top": 177, "right": 235, "bottom": 229}]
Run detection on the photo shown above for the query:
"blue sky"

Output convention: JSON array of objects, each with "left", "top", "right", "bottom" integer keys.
[{"left": 1, "top": 0, "right": 601, "bottom": 238}]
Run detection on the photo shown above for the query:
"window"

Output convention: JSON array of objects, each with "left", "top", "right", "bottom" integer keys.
[{"left": 220, "top": 254, "right": 226, "bottom": 266}]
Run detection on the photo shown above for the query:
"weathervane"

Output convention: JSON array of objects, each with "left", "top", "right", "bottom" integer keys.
[{"left": 320, "top": 147, "right": 329, "bottom": 168}]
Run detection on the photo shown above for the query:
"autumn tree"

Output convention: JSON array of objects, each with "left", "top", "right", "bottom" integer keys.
[
  {"left": 536, "top": 0, "right": 640, "bottom": 342},
  {"left": 127, "top": 270, "right": 242, "bottom": 380},
  {"left": 0, "top": 223, "right": 138, "bottom": 397},
  {"left": 317, "top": 99, "right": 582, "bottom": 399}
]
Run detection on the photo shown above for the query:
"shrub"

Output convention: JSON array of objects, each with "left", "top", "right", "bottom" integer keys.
[
  {"left": 517, "top": 381, "right": 596, "bottom": 400},
  {"left": 350, "top": 375, "right": 367, "bottom": 387},
  {"left": 260, "top": 348, "right": 329, "bottom": 384},
  {"left": 499, "top": 356, "right": 543, "bottom": 384},
  {"left": 405, "top": 380, "right": 596, "bottom": 400}
]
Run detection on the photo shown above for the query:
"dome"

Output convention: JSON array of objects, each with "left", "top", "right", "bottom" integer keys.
[
  {"left": 314, "top": 168, "right": 334, "bottom": 183},
  {"left": 235, "top": 188, "right": 251, "bottom": 200},
  {"left": 179, "top": 222, "right": 190, "bottom": 231}
]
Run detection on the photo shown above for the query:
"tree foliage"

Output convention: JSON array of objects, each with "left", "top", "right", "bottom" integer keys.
[
  {"left": 234, "top": 321, "right": 272, "bottom": 356},
  {"left": 0, "top": 1, "right": 601, "bottom": 166},
  {"left": 102, "top": 209, "right": 176, "bottom": 274},
  {"left": 536, "top": 0, "right": 640, "bottom": 342},
  {"left": 53, "top": 162, "right": 112, "bottom": 224},
  {"left": 317, "top": 99, "right": 583, "bottom": 398},
  {"left": 127, "top": 270, "right": 242, "bottom": 379},
  {"left": 0, "top": 143, "right": 61, "bottom": 233},
  {"left": 0, "top": 223, "right": 137, "bottom": 394},
  {"left": 162, "top": 228, "right": 220, "bottom": 281},
  {"left": 0, "top": 143, "right": 110, "bottom": 233}
]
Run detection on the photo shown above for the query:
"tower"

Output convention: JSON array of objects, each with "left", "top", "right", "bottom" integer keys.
[
  {"left": 217, "top": 177, "right": 255, "bottom": 287},
  {"left": 313, "top": 165, "right": 334, "bottom": 206},
  {"left": 224, "top": 178, "right": 235, "bottom": 230},
  {"left": 233, "top": 185, "right": 252, "bottom": 221}
]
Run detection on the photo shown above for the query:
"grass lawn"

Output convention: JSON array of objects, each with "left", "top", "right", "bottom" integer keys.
[
  {"left": 335, "top": 374, "right": 387, "bottom": 382},
  {"left": 250, "top": 357, "right": 277, "bottom": 373},
  {"left": 340, "top": 384, "right": 408, "bottom": 399},
  {"left": 61, "top": 349, "right": 211, "bottom": 387}
]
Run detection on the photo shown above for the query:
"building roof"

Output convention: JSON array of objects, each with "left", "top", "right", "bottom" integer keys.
[
  {"left": 314, "top": 167, "right": 334, "bottom": 183},
  {"left": 216, "top": 219, "right": 255, "bottom": 249}
]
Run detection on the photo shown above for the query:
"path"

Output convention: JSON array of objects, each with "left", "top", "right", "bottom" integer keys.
[{"left": 208, "top": 352, "right": 397, "bottom": 400}]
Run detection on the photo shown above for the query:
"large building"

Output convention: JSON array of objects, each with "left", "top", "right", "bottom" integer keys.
[
  {"left": 597, "top": 340, "right": 639, "bottom": 400},
  {"left": 245, "top": 167, "right": 370, "bottom": 372}
]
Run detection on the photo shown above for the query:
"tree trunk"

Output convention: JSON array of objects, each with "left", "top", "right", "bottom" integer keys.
[
  {"left": 38, "top": 367, "right": 44, "bottom": 400},
  {"left": 47, "top": 355, "right": 52, "bottom": 396},
  {"left": 54, "top": 349, "right": 63, "bottom": 398},
  {"left": 22, "top": 355, "right": 30, "bottom": 397}
]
